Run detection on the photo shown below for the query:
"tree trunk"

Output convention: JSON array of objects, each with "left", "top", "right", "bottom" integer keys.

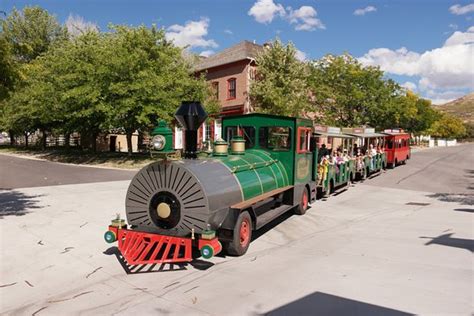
[
  {"left": 126, "top": 130, "right": 133, "bottom": 157},
  {"left": 91, "top": 132, "right": 98, "bottom": 152},
  {"left": 24, "top": 132, "right": 29, "bottom": 147},
  {"left": 41, "top": 128, "right": 47, "bottom": 150},
  {"left": 64, "top": 133, "right": 70, "bottom": 148},
  {"left": 9, "top": 130, "right": 15, "bottom": 145}
]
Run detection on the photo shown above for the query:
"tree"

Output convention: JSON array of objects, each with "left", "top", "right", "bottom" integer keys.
[
  {"left": 250, "top": 39, "right": 310, "bottom": 116},
  {"left": 0, "top": 36, "right": 17, "bottom": 100},
  {"left": 100, "top": 25, "right": 211, "bottom": 155},
  {"left": 307, "top": 54, "right": 401, "bottom": 127},
  {"left": 429, "top": 114, "right": 466, "bottom": 139},
  {"left": 398, "top": 92, "right": 440, "bottom": 135},
  {"left": 1, "top": 6, "right": 67, "bottom": 63},
  {"left": 0, "top": 6, "right": 67, "bottom": 146}
]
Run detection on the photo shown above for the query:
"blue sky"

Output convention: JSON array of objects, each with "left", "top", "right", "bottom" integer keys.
[{"left": 2, "top": 0, "right": 474, "bottom": 104}]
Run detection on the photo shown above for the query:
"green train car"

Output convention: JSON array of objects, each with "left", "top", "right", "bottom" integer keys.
[{"left": 105, "top": 102, "right": 399, "bottom": 266}]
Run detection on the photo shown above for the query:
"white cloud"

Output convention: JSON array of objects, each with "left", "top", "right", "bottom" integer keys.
[
  {"left": 401, "top": 81, "right": 417, "bottom": 91},
  {"left": 449, "top": 3, "right": 474, "bottom": 15},
  {"left": 224, "top": 29, "right": 233, "bottom": 35},
  {"left": 248, "top": 0, "right": 285, "bottom": 24},
  {"left": 65, "top": 14, "right": 98, "bottom": 36},
  {"left": 199, "top": 50, "right": 215, "bottom": 57},
  {"left": 353, "top": 6, "right": 377, "bottom": 16},
  {"left": 165, "top": 17, "right": 218, "bottom": 49},
  {"left": 248, "top": 0, "right": 325, "bottom": 31},
  {"left": 288, "top": 6, "right": 325, "bottom": 31},
  {"left": 295, "top": 49, "right": 307, "bottom": 61},
  {"left": 425, "top": 89, "right": 466, "bottom": 105},
  {"left": 444, "top": 27, "right": 474, "bottom": 46},
  {"left": 359, "top": 27, "right": 474, "bottom": 91}
]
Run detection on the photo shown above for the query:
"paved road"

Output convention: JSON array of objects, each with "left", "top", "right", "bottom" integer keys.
[
  {"left": 0, "top": 144, "right": 472, "bottom": 315},
  {"left": 0, "top": 153, "right": 136, "bottom": 189},
  {"left": 366, "top": 143, "right": 473, "bottom": 194}
]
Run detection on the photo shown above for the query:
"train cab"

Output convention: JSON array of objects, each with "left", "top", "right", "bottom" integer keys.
[{"left": 383, "top": 129, "right": 411, "bottom": 168}]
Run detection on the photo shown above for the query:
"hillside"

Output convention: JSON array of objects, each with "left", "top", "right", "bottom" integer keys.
[{"left": 436, "top": 93, "right": 474, "bottom": 123}]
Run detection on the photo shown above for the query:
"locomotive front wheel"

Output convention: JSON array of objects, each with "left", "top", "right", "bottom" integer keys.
[
  {"left": 224, "top": 211, "right": 252, "bottom": 256},
  {"left": 295, "top": 188, "right": 309, "bottom": 215}
]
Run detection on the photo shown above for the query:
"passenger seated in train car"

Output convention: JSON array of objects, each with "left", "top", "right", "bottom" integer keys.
[{"left": 343, "top": 149, "right": 350, "bottom": 162}]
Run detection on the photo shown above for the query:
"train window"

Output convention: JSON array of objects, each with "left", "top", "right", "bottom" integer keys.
[
  {"left": 387, "top": 139, "right": 393, "bottom": 149},
  {"left": 297, "top": 127, "right": 312, "bottom": 153},
  {"left": 225, "top": 126, "right": 255, "bottom": 149},
  {"left": 259, "top": 126, "right": 291, "bottom": 151}
]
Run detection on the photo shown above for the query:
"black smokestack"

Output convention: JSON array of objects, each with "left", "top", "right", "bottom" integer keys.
[{"left": 175, "top": 101, "right": 208, "bottom": 159}]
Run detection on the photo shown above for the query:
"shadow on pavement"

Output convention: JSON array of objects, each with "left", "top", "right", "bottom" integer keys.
[
  {"left": 420, "top": 233, "right": 474, "bottom": 253},
  {"left": 426, "top": 193, "right": 474, "bottom": 206},
  {"left": 454, "top": 208, "right": 474, "bottom": 213},
  {"left": 103, "top": 246, "right": 214, "bottom": 274},
  {"left": 0, "top": 190, "right": 44, "bottom": 218},
  {"left": 265, "top": 292, "right": 414, "bottom": 316}
]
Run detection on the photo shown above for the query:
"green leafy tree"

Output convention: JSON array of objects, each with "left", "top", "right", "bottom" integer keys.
[
  {"left": 250, "top": 39, "right": 310, "bottom": 116},
  {"left": 0, "top": 6, "right": 67, "bottom": 146},
  {"left": 429, "top": 114, "right": 466, "bottom": 139},
  {"left": 307, "top": 54, "right": 400, "bottom": 127},
  {"left": 398, "top": 92, "right": 440, "bottom": 135},
  {"left": 1, "top": 6, "right": 67, "bottom": 63},
  {"left": 100, "top": 25, "right": 211, "bottom": 155}
]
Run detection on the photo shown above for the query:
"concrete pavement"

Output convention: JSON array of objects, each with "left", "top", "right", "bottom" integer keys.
[{"left": 0, "top": 144, "right": 472, "bottom": 315}]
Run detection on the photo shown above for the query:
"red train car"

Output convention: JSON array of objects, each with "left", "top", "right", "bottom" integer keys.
[{"left": 383, "top": 129, "right": 411, "bottom": 167}]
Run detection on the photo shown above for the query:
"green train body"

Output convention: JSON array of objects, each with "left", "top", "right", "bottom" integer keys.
[{"left": 124, "top": 104, "right": 393, "bottom": 256}]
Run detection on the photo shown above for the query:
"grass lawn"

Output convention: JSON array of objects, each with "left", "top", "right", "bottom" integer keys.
[{"left": 0, "top": 145, "right": 159, "bottom": 169}]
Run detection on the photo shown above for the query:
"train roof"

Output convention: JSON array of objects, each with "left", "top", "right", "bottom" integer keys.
[
  {"left": 313, "top": 131, "right": 355, "bottom": 138},
  {"left": 344, "top": 132, "right": 386, "bottom": 138},
  {"left": 382, "top": 132, "right": 410, "bottom": 136}
]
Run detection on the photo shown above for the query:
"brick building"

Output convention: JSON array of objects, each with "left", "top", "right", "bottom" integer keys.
[{"left": 174, "top": 41, "right": 264, "bottom": 150}]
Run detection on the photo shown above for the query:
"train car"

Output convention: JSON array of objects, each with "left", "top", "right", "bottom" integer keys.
[
  {"left": 342, "top": 127, "right": 387, "bottom": 179},
  {"left": 313, "top": 125, "right": 356, "bottom": 196},
  {"left": 383, "top": 129, "right": 411, "bottom": 167},
  {"left": 104, "top": 102, "right": 318, "bottom": 265}
]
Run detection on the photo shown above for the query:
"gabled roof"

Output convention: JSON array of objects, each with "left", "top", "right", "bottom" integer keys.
[{"left": 195, "top": 41, "right": 263, "bottom": 72}]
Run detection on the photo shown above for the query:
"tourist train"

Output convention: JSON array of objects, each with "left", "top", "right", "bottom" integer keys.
[{"left": 104, "top": 101, "right": 411, "bottom": 265}]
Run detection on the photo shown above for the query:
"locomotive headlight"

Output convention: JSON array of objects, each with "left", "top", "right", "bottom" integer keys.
[{"left": 151, "top": 135, "right": 166, "bottom": 151}]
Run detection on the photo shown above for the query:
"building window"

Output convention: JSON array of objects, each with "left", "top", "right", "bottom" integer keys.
[
  {"left": 227, "top": 78, "right": 236, "bottom": 100},
  {"left": 212, "top": 82, "right": 219, "bottom": 100}
]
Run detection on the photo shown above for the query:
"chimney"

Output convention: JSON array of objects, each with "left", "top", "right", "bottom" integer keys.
[{"left": 175, "top": 101, "right": 208, "bottom": 159}]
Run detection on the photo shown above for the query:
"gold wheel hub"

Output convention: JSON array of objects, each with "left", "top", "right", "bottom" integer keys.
[{"left": 157, "top": 202, "right": 171, "bottom": 219}]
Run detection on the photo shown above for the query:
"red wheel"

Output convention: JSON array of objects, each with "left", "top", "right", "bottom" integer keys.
[
  {"left": 224, "top": 211, "right": 252, "bottom": 256},
  {"left": 239, "top": 218, "right": 251, "bottom": 247},
  {"left": 296, "top": 187, "right": 309, "bottom": 215}
]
